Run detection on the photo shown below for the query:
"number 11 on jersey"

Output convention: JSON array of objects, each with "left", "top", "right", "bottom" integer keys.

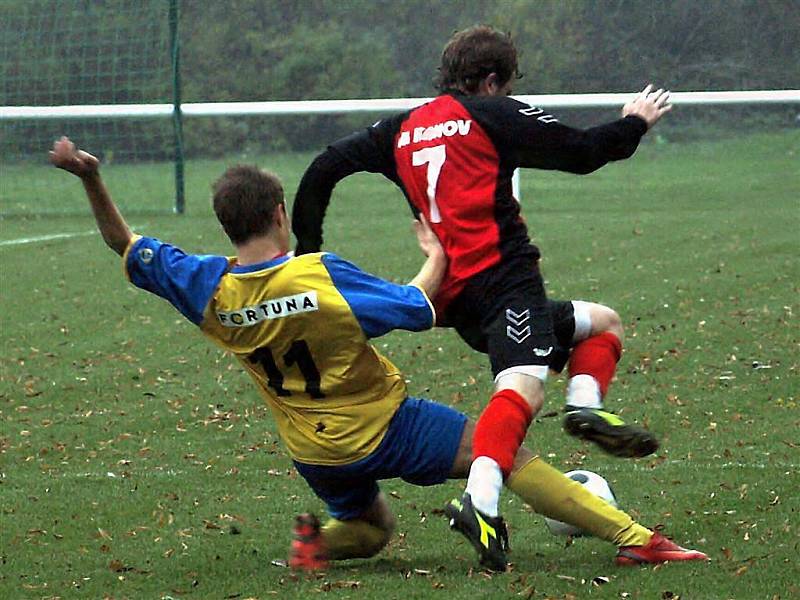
[{"left": 412, "top": 145, "right": 446, "bottom": 223}]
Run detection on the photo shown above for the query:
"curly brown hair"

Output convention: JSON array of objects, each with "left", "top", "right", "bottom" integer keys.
[
  {"left": 212, "top": 165, "right": 284, "bottom": 245},
  {"left": 436, "top": 25, "right": 520, "bottom": 94}
]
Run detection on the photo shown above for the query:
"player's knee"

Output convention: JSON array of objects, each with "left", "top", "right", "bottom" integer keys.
[
  {"left": 322, "top": 516, "right": 393, "bottom": 559},
  {"left": 604, "top": 308, "right": 624, "bottom": 342},
  {"left": 518, "top": 387, "right": 544, "bottom": 415},
  {"left": 589, "top": 303, "right": 624, "bottom": 342},
  {"left": 496, "top": 372, "right": 545, "bottom": 415},
  {"left": 357, "top": 515, "right": 394, "bottom": 558},
  {"left": 530, "top": 395, "right": 544, "bottom": 414},
  {"left": 359, "top": 494, "right": 396, "bottom": 556},
  {"left": 371, "top": 515, "right": 395, "bottom": 555}
]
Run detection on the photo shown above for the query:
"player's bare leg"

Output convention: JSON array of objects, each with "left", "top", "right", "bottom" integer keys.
[
  {"left": 446, "top": 372, "right": 543, "bottom": 571},
  {"left": 322, "top": 493, "right": 394, "bottom": 560},
  {"left": 564, "top": 301, "right": 658, "bottom": 458},
  {"left": 448, "top": 421, "right": 707, "bottom": 567},
  {"left": 291, "top": 493, "right": 395, "bottom": 570}
]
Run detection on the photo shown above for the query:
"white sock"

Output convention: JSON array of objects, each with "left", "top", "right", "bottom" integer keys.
[
  {"left": 566, "top": 374, "right": 603, "bottom": 409},
  {"left": 465, "top": 456, "right": 503, "bottom": 517}
]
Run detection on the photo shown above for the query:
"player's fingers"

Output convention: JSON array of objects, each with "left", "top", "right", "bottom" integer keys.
[
  {"left": 49, "top": 144, "right": 69, "bottom": 163},
  {"left": 639, "top": 83, "right": 653, "bottom": 98},
  {"left": 656, "top": 91, "right": 671, "bottom": 107},
  {"left": 48, "top": 151, "right": 74, "bottom": 170},
  {"left": 412, "top": 220, "right": 424, "bottom": 240},
  {"left": 56, "top": 137, "right": 76, "bottom": 159}
]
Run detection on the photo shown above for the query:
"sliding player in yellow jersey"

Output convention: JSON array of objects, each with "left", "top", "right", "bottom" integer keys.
[{"left": 50, "top": 136, "right": 707, "bottom": 572}]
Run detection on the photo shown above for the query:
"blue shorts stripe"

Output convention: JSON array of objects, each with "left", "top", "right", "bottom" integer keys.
[{"left": 293, "top": 397, "right": 467, "bottom": 520}]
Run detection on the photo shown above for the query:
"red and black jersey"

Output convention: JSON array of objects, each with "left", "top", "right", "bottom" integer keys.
[{"left": 292, "top": 92, "right": 648, "bottom": 313}]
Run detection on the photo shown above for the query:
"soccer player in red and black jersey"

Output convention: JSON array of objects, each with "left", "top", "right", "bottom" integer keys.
[{"left": 292, "top": 25, "right": 672, "bottom": 570}]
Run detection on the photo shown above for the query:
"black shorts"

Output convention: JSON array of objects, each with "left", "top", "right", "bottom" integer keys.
[{"left": 442, "top": 259, "right": 575, "bottom": 377}]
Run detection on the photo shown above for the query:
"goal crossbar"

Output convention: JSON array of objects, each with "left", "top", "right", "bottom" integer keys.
[{"left": 2, "top": 90, "right": 798, "bottom": 120}]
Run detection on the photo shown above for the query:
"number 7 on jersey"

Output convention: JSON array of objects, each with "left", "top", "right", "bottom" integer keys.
[{"left": 412, "top": 145, "right": 446, "bottom": 223}]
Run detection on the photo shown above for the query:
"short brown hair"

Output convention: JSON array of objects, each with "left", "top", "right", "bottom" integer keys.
[
  {"left": 437, "top": 25, "right": 519, "bottom": 94},
  {"left": 212, "top": 165, "right": 284, "bottom": 245}
]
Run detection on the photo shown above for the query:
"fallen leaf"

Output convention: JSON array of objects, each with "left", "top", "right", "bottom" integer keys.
[{"left": 109, "top": 559, "right": 126, "bottom": 572}]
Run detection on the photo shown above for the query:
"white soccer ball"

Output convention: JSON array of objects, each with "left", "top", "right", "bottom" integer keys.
[{"left": 544, "top": 470, "right": 619, "bottom": 537}]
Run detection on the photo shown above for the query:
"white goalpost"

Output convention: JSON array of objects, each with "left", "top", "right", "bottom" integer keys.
[
  {"left": 2, "top": 90, "right": 799, "bottom": 120},
  {"left": 2, "top": 90, "right": 797, "bottom": 208}
]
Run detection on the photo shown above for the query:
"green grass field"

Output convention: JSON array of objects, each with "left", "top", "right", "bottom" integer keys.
[{"left": 1, "top": 131, "right": 798, "bottom": 599}]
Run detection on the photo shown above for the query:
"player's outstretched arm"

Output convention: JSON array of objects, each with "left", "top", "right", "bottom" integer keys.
[
  {"left": 622, "top": 84, "right": 672, "bottom": 129},
  {"left": 49, "top": 136, "right": 133, "bottom": 256},
  {"left": 408, "top": 213, "right": 446, "bottom": 300}
]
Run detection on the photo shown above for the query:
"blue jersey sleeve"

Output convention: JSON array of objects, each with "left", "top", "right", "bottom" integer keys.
[
  {"left": 321, "top": 253, "right": 434, "bottom": 338},
  {"left": 124, "top": 236, "right": 231, "bottom": 325}
]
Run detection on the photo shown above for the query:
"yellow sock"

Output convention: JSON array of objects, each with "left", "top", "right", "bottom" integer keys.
[
  {"left": 506, "top": 457, "right": 652, "bottom": 547},
  {"left": 320, "top": 518, "right": 390, "bottom": 560}
]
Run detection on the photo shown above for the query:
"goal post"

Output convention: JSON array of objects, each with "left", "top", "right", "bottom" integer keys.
[
  {"left": 169, "top": 0, "right": 185, "bottom": 215},
  {"left": 2, "top": 0, "right": 798, "bottom": 217},
  {"left": 3, "top": 90, "right": 796, "bottom": 214},
  {"left": 0, "top": 0, "right": 182, "bottom": 216},
  {"left": 6, "top": 89, "right": 797, "bottom": 120}
]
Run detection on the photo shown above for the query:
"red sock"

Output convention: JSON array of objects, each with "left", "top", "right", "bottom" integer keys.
[
  {"left": 472, "top": 389, "right": 533, "bottom": 479},
  {"left": 568, "top": 331, "right": 622, "bottom": 397}
]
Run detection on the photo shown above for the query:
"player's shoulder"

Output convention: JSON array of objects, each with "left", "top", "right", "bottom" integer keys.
[
  {"left": 451, "top": 92, "right": 523, "bottom": 111},
  {"left": 318, "top": 251, "right": 357, "bottom": 271},
  {"left": 318, "top": 253, "right": 385, "bottom": 287},
  {"left": 369, "top": 110, "right": 411, "bottom": 134},
  {"left": 278, "top": 251, "right": 329, "bottom": 274}
]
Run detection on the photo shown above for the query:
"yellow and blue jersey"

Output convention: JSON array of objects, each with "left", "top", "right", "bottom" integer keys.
[{"left": 124, "top": 235, "right": 435, "bottom": 466}]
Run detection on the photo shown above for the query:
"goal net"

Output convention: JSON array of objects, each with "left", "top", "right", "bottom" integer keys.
[{"left": 0, "top": 0, "right": 178, "bottom": 216}]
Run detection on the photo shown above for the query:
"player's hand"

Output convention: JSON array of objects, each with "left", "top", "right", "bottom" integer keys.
[
  {"left": 49, "top": 136, "right": 100, "bottom": 178},
  {"left": 622, "top": 84, "right": 672, "bottom": 129},
  {"left": 413, "top": 212, "right": 444, "bottom": 258}
]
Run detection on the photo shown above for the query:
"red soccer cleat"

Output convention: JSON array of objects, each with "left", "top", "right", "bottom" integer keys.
[
  {"left": 616, "top": 532, "right": 709, "bottom": 566},
  {"left": 288, "top": 513, "right": 328, "bottom": 571}
]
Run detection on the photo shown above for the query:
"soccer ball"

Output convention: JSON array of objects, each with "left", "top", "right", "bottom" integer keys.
[{"left": 544, "top": 470, "right": 618, "bottom": 537}]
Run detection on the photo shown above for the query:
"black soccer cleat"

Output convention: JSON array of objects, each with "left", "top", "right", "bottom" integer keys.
[
  {"left": 444, "top": 492, "right": 509, "bottom": 572},
  {"left": 563, "top": 407, "right": 659, "bottom": 458}
]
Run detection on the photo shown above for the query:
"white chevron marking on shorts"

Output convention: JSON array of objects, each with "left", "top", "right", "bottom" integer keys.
[
  {"left": 506, "top": 325, "right": 531, "bottom": 343},
  {"left": 505, "top": 308, "right": 530, "bottom": 326}
]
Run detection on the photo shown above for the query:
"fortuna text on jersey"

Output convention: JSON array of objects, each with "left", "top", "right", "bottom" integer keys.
[{"left": 217, "top": 291, "right": 319, "bottom": 327}]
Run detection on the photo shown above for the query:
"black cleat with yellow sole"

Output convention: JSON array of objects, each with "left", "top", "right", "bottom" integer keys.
[
  {"left": 445, "top": 492, "right": 509, "bottom": 572},
  {"left": 563, "top": 407, "right": 659, "bottom": 458}
]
